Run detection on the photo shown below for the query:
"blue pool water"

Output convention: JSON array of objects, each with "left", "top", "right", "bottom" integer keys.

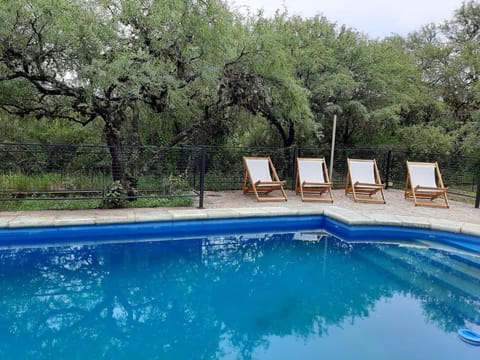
[{"left": 0, "top": 228, "right": 479, "bottom": 359}]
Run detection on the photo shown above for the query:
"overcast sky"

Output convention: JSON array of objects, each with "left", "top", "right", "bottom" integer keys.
[{"left": 228, "top": 0, "right": 467, "bottom": 38}]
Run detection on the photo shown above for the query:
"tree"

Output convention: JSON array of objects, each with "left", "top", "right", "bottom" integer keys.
[
  {"left": 1, "top": 0, "right": 477, "bottom": 171},
  {"left": 268, "top": 15, "right": 424, "bottom": 148},
  {"left": 405, "top": 1, "right": 480, "bottom": 155},
  {"left": 442, "top": 1, "right": 480, "bottom": 121},
  {"left": 0, "top": 0, "right": 239, "bottom": 193},
  {"left": 216, "top": 12, "right": 313, "bottom": 148}
]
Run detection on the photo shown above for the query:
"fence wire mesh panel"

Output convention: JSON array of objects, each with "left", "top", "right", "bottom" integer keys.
[
  {"left": 387, "top": 150, "right": 479, "bottom": 197},
  {"left": 296, "top": 147, "right": 391, "bottom": 188},
  {"left": 202, "top": 146, "right": 297, "bottom": 191},
  {"left": 0, "top": 143, "right": 478, "bottom": 207},
  {"left": 0, "top": 143, "right": 202, "bottom": 202},
  {"left": 298, "top": 147, "right": 479, "bottom": 200}
]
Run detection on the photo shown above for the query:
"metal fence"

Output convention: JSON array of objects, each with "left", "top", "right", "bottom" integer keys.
[
  {"left": 0, "top": 143, "right": 479, "bottom": 208},
  {"left": 0, "top": 143, "right": 206, "bottom": 206},
  {"left": 202, "top": 145, "right": 479, "bottom": 196}
]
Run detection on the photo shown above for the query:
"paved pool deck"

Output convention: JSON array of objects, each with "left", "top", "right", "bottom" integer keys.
[{"left": 0, "top": 189, "right": 479, "bottom": 237}]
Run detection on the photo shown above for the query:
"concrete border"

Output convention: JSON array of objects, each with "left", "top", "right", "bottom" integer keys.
[{"left": 0, "top": 206, "right": 479, "bottom": 238}]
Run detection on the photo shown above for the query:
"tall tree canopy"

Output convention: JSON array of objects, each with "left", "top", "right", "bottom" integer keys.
[
  {"left": 0, "top": 0, "right": 243, "bottom": 188},
  {"left": 405, "top": 1, "right": 480, "bottom": 154},
  {"left": 0, "top": 0, "right": 478, "bottom": 189}
]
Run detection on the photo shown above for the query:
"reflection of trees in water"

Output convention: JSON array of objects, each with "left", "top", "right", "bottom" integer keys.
[
  {"left": 0, "top": 241, "right": 220, "bottom": 359},
  {"left": 203, "top": 235, "right": 394, "bottom": 357},
  {"left": 352, "top": 243, "right": 480, "bottom": 333},
  {"left": 0, "top": 236, "right": 478, "bottom": 358}
]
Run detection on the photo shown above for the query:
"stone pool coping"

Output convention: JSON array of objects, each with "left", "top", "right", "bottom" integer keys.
[{"left": 0, "top": 205, "right": 479, "bottom": 238}]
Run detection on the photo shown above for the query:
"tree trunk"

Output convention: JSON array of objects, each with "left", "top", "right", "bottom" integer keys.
[
  {"left": 104, "top": 118, "right": 126, "bottom": 184},
  {"left": 264, "top": 111, "right": 295, "bottom": 147}
]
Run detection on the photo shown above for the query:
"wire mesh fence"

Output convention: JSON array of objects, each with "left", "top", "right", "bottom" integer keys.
[
  {"left": 0, "top": 143, "right": 204, "bottom": 202},
  {"left": 0, "top": 143, "right": 479, "bottom": 207},
  {"left": 203, "top": 146, "right": 479, "bottom": 196}
]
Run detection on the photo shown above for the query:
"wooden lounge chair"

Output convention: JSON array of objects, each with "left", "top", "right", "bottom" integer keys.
[
  {"left": 242, "top": 156, "right": 288, "bottom": 201},
  {"left": 345, "top": 158, "right": 386, "bottom": 203},
  {"left": 404, "top": 161, "right": 449, "bottom": 208},
  {"left": 295, "top": 157, "right": 333, "bottom": 202}
]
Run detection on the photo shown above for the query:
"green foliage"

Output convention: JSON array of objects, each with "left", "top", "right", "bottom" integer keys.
[
  {"left": 203, "top": 169, "right": 238, "bottom": 191},
  {"left": 160, "top": 175, "right": 191, "bottom": 195},
  {"left": 0, "top": 171, "right": 194, "bottom": 210},
  {"left": 394, "top": 125, "right": 455, "bottom": 154},
  {"left": 0, "top": 199, "right": 103, "bottom": 211},
  {"left": 456, "top": 119, "right": 480, "bottom": 157},
  {"left": 128, "top": 197, "right": 193, "bottom": 208},
  {"left": 0, "top": 0, "right": 478, "bottom": 169},
  {"left": 404, "top": 1, "right": 480, "bottom": 155},
  {"left": 0, "top": 197, "right": 192, "bottom": 211},
  {"left": 1, "top": 172, "right": 62, "bottom": 191},
  {"left": 101, "top": 181, "right": 127, "bottom": 209},
  {"left": 0, "top": 172, "right": 107, "bottom": 192},
  {"left": 100, "top": 176, "right": 192, "bottom": 209},
  {"left": 0, "top": 116, "right": 102, "bottom": 144}
]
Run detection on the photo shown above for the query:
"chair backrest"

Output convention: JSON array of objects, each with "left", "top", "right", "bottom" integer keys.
[
  {"left": 348, "top": 159, "right": 376, "bottom": 183},
  {"left": 408, "top": 162, "right": 437, "bottom": 188},
  {"left": 245, "top": 158, "right": 273, "bottom": 182},
  {"left": 298, "top": 158, "right": 326, "bottom": 183}
]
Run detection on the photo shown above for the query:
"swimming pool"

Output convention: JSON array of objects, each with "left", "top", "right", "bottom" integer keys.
[{"left": 0, "top": 216, "right": 479, "bottom": 359}]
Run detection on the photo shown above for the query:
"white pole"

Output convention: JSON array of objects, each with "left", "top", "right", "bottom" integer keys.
[{"left": 329, "top": 114, "right": 337, "bottom": 180}]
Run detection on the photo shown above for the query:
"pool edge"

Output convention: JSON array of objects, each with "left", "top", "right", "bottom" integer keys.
[
  {"left": 1, "top": 206, "right": 479, "bottom": 237},
  {"left": 0, "top": 208, "right": 479, "bottom": 253}
]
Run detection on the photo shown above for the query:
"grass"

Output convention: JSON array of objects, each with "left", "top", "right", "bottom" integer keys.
[
  {"left": 0, "top": 172, "right": 195, "bottom": 211},
  {"left": 0, "top": 199, "right": 102, "bottom": 211},
  {"left": 124, "top": 197, "right": 193, "bottom": 208},
  {"left": 0, "top": 196, "right": 193, "bottom": 211},
  {"left": 0, "top": 172, "right": 107, "bottom": 191}
]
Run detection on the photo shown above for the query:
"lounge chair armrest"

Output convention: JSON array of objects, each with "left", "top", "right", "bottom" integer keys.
[
  {"left": 414, "top": 185, "right": 448, "bottom": 191},
  {"left": 255, "top": 180, "right": 286, "bottom": 186},
  {"left": 302, "top": 181, "right": 332, "bottom": 187},
  {"left": 353, "top": 182, "right": 384, "bottom": 188}
]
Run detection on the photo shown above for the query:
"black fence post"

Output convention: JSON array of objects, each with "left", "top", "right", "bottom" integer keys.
[
  {"left": 475, "top": 174, "right": 480, "bottom": 209},
  {"left": 385, "top": 150, "right": 392, "bottom": 189},
  {"left": 198, "top": 146, "right": 206, "bottom": 209},
  {"left": 292, "top": 146, "right": 298, "bottom": 191}
]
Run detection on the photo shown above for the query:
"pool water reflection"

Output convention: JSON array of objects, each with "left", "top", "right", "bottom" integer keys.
[{"left": 0, "top": 232, "right": 479, "bottom": 359}]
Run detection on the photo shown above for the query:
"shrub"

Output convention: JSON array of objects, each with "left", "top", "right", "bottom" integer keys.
[{"left": 101, "top": 181, "right": 127, "bottom": 209}]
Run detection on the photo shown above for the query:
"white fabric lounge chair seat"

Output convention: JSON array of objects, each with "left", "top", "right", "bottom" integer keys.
[
  {"left": 295, "top": 158, "right": 333, "bottom": 202},
  {"left": 345, "top": 158, "right": 385, "bottom": 203},
  {"left": 405, "top": 161, "right": 449, "bottom": 208},
  {"left": 242, "top": 156, "right": 288, "bottom": 202}
]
